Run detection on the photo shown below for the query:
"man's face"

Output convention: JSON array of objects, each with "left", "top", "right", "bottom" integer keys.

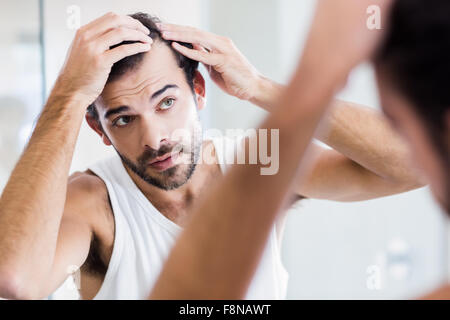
[
  {"left": 94, "top": 41, "right": 204, "bottom": 190},
  {"left": 376, "top": 68, "right": 450, "bottom": 214}
]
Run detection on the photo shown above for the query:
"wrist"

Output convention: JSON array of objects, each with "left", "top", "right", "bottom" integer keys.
[
  {"left": 33, "top": 90, "right": 90, "bottom": 141},
  {"left": 249, "top": 75, "right": 283, "bottom": 111},
  {"left": 45, "top": 86, "right": 93, "bottom": 116},
  {"left": 46, "top": 92, "right": 90, "bottom": 113},
  {"left": 48, "top": 81, "right": 93, "bottom": 112}
]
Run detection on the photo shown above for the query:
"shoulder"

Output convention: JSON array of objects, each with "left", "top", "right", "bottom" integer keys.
[
  {"left": 66, "top": 170, "right": 115, "bottom": 259},
  {"left": 68, "top": 169, "right": 106, "bottom": 189},
  {"left": 65, "top": 170, "right": 111, "bottom": 225},
  {"left": 67, "top": 170, "right": 108, "bottom": 204},
  {"left": 67, "top": 171, "right": 116, "bottom": 288},
  {"left": 420, "top": 284, "right": 450, "bottom": 299}
]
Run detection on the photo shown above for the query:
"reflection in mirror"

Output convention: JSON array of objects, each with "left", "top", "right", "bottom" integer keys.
[{"left": 0, "top": 0, "right": 447, "bottom": 301}]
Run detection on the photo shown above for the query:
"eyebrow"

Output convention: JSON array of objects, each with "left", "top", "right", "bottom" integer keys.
[
  {"left": 104, "top": 106, "right": 130, "bottom": 119},
  {"left": 150, "top": 84, "right": 179, "bottom": 101},
  {"left": 103, "top": 84, "right": 179, "bottom": 119}
]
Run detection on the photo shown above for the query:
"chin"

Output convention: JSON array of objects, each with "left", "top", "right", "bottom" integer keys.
[{"left": 148, "top": 163, "right": 197, "bottom": 191}]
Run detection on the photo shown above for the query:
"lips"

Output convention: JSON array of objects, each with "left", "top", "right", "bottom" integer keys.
[
  {"left": 148, "top": 151, "right": 180, "bottom": 171},
  {"left": 149, "top": 153, "right": 172, "bottom": 165}
]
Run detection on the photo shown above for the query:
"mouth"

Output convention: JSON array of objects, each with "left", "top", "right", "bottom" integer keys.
[{"left": 148, "top": 150, "right": 181, "bottom": 171}]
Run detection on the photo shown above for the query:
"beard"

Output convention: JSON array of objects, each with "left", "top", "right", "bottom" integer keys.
[{"left": 115, "top": 123, "right": 203, "bottom": 191}]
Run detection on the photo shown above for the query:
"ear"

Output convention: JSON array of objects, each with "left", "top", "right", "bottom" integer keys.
[
  {"left": 85, "top": 112, "right": 112, "bottom": 146},
  {"left": 193, "top": 70, "right": 206, "bottom": 110}
]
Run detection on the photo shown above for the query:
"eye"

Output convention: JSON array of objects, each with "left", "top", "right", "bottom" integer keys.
[
  {"left": 113, "top": 115, "right": 133, "bottom": 127},
  {"left": 159, "top": 98, "right": 175, "bottom": 110}
]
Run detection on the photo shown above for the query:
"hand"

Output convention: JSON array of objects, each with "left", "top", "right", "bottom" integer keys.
[
  {"left": 52, "top": 12, "right": 152, "bottom": 106},
  {"left": 158, "top": 23, "right": 262, "bottom": 101},
  {"left": 301, "top": 0, "right": 393, "bottom": 80}
]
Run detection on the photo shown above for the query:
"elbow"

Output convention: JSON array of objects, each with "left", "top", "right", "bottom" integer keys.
[
  {"left": 382, "top": 167, "right": 428, "bottom": 193},
  {"left": 396, "top": 174, "right": 428, "bottom": 192},
  {"left": 407, "top": 179, "right": 428, "bottom": 191},
  {"left": 0, "top": 272, "right": 24, "bottom": 300},
  {"left": 387, "top": 176, "right": 428, "bottom": 196},
  {"left": 0, "top": 270, "right": 41, "bottom": 300}
]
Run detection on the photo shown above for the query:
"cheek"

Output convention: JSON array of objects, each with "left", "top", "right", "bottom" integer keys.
[
  {"left": 103, "top": 126, "right": 140, "bottom": 156},
  {"left": 166, "top": 106, "right": 200, "bottom": 154},
  {"left": 167, "top": 100, "right": 199, "bottom": 134}
]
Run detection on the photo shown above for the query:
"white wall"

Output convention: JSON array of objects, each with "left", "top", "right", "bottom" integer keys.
[{"left": 0, "top": 0, "right": 42, "bottom": 190}]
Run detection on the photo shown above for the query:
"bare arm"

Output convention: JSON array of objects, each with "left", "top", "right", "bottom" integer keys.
[
  {"left": 0, "top": 95, "right": 88, "bottom": 299},
  {"left": 298, "top": 101, "right": 425, "bottom": 201},
  {"left": 150, "top": 55, "right": 339, "bottom": 300},
  {"left": 247, "top": 77, "right": 425, "bottom": 200},
  {"left": 160, "top": 17, "right": 422, "bottom": 204},
  {"left": 420, "top": 285, "right": 450, "bottom": 300},
  {"left": 150, "top": 0, "right": 393, "bottom": 299},
  {"left": 0, "top": 12, "right": 152, "bottom": 299}
]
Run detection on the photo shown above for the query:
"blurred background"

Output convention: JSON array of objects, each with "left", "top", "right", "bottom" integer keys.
[{"left": 0, "top": 0, "right": 448, "bottom": 299}]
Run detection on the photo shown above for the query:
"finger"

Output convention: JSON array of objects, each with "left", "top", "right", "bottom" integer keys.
[
  {"left": 201, "top": 62, "right": 213, "bottom": 74},
  {"left": 193, "top": 43, "right": 211, "bottom": 53},
  {"left": 158, "top": 23, "right": 223, "bottom": 51},
  {"left": 171, "top": 42, "right": 220, "bottom": 66},
  {"left": 82, "top": 13, "right": 150, "bottom": 40},
  {"left": 118, "top": 15, "right": 151, "bottom": 35},
  {"left": 104, "top": 42, "right": 151, "bottom": 65},
  {"left": 97, "top": 27, "right": 152, "bottom": 52},
  {"left": 79, "top": 12, "right": 113, "bottom": 31},
  {"left": 193, "top": 44, "right": 214, "bottom": 71}
]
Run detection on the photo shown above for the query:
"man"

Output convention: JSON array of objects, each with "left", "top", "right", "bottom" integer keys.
[
  {"left": 0, "top": 8, "right": 420, "bottom": 299},
  {"left": 154, "top": 0, "right": 450, "bottom": 299},
  {"left": 373, "top": 0, "right": 450, "bottom": 298}
]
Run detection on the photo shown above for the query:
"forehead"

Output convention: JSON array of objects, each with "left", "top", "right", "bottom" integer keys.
[{"left": 99, "top": 41, "right": 185, "bottom": 107}]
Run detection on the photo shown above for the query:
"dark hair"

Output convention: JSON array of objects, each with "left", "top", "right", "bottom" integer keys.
[
  {"left": 374, "top": 0, "right": 450, "bottom": 157},
  {"left": 86, "top": 12, "right": 199, "bottom": 124}
]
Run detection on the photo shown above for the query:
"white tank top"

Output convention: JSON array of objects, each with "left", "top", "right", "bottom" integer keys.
[{"left": 89, "top": 137, "right": 289, "bottom": 300}]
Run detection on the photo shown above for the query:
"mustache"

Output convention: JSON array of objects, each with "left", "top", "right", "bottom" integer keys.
[{"left": 137, "top": 142, "right": 185, "bottom": 166}]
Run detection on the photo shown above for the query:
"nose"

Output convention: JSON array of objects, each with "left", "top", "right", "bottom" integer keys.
[{"left": 139, "top": 115, "right": 169, "bottom": 151}]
